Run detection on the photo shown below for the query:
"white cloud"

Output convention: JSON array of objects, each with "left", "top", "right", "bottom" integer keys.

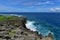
[
  {"left": 50, "top": 8, "right": 60, "bottom": 12},
  {"left": 22, "top": 1, "right": 53, "bottom": 6}
]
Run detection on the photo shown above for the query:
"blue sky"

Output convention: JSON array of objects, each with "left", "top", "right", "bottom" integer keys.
[{"left": 0, "top": 0, "right": 60, "bottom": 12}]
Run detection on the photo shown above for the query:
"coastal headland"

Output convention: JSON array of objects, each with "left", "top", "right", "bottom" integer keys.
[{"left": 0, "top": 15, "right": 54, "bottom": 40}]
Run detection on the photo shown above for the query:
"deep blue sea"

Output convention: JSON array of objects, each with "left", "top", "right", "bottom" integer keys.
[{"left": 0, "top": 12, "right": 60, "bottom": 40}]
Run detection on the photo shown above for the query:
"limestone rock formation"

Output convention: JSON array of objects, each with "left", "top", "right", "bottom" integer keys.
[{"left": 0, "top": 15, "right": 54, "bottom": 40}]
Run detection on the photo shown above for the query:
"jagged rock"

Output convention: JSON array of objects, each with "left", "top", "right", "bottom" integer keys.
[
  {"left": 0, "top": 15, "right": 54, "bottom": 40},
  {"left": 3, "top": 35, "right": 11, "bottom": 40},
  {"left": 48, "top": 33, "right": 54, "bottom": 39},
  {"left": 39, "top": 33, "right": 44, "bottom": 39}
]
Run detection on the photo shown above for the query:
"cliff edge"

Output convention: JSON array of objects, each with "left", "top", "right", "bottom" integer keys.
[{"left": 0, "top": 15, "right": 54, "bottom": 40}]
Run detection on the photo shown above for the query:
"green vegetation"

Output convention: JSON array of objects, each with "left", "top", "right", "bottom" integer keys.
[
  {"left": 0, "top": 15, "right": 26, "bottom": 21},
  {"left": 0, "top": 15, "right": 17, "bottom": 21}
]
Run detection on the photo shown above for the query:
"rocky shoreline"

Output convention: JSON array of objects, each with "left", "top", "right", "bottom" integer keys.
[{"left": 0, "top": 15, "right": 54, "bottom": 40}]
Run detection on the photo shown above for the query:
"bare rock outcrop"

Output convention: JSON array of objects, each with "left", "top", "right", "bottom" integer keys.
[{"left": 0, "top": 15, "right": 54, "bottom": 40}]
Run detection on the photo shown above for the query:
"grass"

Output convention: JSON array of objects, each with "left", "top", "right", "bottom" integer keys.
[
  {"left": 0, "top": 15, "right": 26, "bottom": 22},
  {"left": 0, "top": 15, "right": 17, "bottom": 21}
]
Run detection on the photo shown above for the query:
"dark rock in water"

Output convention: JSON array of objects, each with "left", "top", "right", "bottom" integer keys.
[
  {"left": 39, "top": 33, "right": 43, "bottom": 39},
  {"left": 33, "top": 31, "right": 38, "bottom": 34},
  {"left": 48, "top": 33, "right": 54, "bottom": 39}
]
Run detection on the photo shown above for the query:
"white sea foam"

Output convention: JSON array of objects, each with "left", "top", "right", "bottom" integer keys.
[
  {"left": 25, "top": 20, "right": 54, "bottom": 36},
  {"left": 25, "top": 20, "right": 37, "bottom": 31}
]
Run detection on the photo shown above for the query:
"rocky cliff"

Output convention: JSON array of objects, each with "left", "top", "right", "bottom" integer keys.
[{"left": 0, "top": 15, "right": 54, "bottom": 40}]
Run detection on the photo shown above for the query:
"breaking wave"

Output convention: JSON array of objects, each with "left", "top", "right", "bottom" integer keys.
[
  {"left": 25, "top": 20, "right": 54, "bottom": 36},
  {"left": 25, "top": 20, "right": 37, "bottom": 31}
]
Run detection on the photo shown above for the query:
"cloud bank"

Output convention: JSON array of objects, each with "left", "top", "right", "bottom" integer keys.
[{"left": 50, "top": 8, "right": 60, "bottom": 12}]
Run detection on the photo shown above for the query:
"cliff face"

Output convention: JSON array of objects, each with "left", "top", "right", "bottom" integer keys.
[{"left": 0, "top": 15, "right": 54, "bottom": 40}]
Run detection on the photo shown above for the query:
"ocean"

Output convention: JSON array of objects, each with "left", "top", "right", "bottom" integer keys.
[{"left": 0, "top": 12, "right": 60, "bottom": 40}]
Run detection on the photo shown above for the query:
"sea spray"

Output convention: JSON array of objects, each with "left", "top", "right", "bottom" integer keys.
[
  {"left": 25, "top": 20, "right": 54, "bottom": 36},
  {"left": 25, "top": 20, "right": 37, "bottom": 31}
]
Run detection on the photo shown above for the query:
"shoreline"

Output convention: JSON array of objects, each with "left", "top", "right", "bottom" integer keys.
[{"left": 0, "top": 15, "right": 54, "bottom": 40}]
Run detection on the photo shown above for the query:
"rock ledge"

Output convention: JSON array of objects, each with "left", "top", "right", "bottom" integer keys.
[{"left": 0, "top": 15, "right": 54, "bottom": 40}]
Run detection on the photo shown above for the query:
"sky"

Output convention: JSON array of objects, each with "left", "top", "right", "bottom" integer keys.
[{"left": 0, "top": 0, "right": 60, "bottom": 12}]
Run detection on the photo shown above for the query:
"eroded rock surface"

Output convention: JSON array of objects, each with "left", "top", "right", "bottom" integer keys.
[{"left": 0, "top": 15, "right": 54, "bottom": 40}]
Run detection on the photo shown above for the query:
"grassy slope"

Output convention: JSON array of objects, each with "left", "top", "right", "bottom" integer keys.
[
  {"left": 0, "top": 16, "right": 15, "bottom": 21},
  {"left": 0, "top": 15, "right": 26, "bottom": 22}
]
